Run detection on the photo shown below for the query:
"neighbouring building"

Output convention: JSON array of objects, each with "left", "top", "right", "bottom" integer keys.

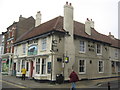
[
  {"left": 0, "top": 34, "right": 4, "bottom": 72},
  {"left": 13, "top": 2, "right": 120, "bottom": 81},
  {"left": 1, "top": 15, "right": 35, "bottom": 75}
]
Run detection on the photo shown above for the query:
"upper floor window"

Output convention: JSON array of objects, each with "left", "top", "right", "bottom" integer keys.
[
  {"left": 80, "top": 41, "right": 86, "bottom": 53},
  {"left": 2, "top": 35, "right": 4, "bottom": 42},
  {"left": 22, "top": 44, "right": 26, "bottom": 54},
  {"left": 98, "top": 60, "right": 104, "bottom": 73},
  {"left": 41, "top": 38, "right": 47, "bottom": 51},
  {"left": 96, "top": 44, "right": 102, "bottom": 55},
  {"left": 28, "top": 45, "right": 38, "bottom": 55},
  {"left": 115, "top": 48, "right": 118, "bottom": 57},
  {"left": 79, "top": 60, "right": 86, "bottom": 74}
]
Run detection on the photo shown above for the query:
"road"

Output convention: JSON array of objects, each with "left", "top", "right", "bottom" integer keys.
[
  {"left": 0, "top": 73, "right": 120, "bottom": 90},
  {"left": 1, "top": 80, "right": 26, "bottom": 88},
  {"left": 1, "top": 80, "right": 120, "bottom": 90}
]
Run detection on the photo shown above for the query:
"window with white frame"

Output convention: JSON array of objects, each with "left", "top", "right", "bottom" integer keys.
[
  {"left": 79, "top": 60, "right": 86, "bottom": 74},
  {"left": 22, "top": 44, "right": 26, "bottom": 54},
  {"left": 36, "top": 58, "right": 40, "bottom": 74},
  {"left": 0, "top": 47, "right": 1, "bottom": 54},
  {"left": 96, "top": 44, "right": 102, "bottom": 55},
  {"left": 80, "top": 41, "right": 86, "bottom": 53},
  {"left": 98, "top": 60, "right": 104, "bottom": 73},
  {"left": 21, "top": 60, "right": 25, "bottom": 69},
  {"left": 111, "top": 61, "right": 116, "bottom": 73},
  {"left": 41, "top": 58, "right": 46, "bottom": 74},
  {"left": 15, "top": 47, "right": 17, "bottom": 55},
  {"left": 115, "top": 48, "right": 118, "bottom": 58},
  {"left": 47, "top": 62, "right": 51, "bottom": 74},
  {"left": 41, "top": 38, "right": 47, "bottom": 51},
  {"left": 17, "top": 60, "right": 20, "bottom": 72},
  {"left": 26, "top": 62, "right": 29, "bottom": 71}
]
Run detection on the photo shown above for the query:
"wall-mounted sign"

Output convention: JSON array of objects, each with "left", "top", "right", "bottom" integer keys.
[{"left": 28, "top": 45, "right": 38, "bottom": 55}]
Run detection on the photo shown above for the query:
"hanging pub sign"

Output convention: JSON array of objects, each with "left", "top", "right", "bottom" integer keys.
[{"left": 28, "top": 45, "right": 38, "bottom": 55}]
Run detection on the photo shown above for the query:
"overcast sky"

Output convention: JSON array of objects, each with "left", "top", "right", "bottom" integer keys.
[{"left": 0, "top": 0, "right": 119, "bottom": 38}]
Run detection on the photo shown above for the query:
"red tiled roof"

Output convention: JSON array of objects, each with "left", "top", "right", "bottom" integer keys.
[
  {"left": 15, "top": 16, "right": 119, "bottom": 48},
  {"left": 109, "top": 37, "right": 120, "bottom": 48}
]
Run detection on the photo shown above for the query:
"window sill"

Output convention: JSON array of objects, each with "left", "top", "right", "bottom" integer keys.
[
  {"left": 22, "top": 53, "right": 26, "bottom": 55},
  {"left": 79, "top": 72, "right": 86, "bottom": 75},
  {"left": 35, "top": 74, "right": 47, "bottom": 76},
  {"left": 98, "top": 72, "right": 104, "bottom": 73},
  {"left": 40, "top": 50, "right": 47, "bottom": 52},
  {"left": 97, "top": 53, "right": 102, "bottom": 55},
  {"left": 79, "top": 51, "right": 86, "bottom": 54}
]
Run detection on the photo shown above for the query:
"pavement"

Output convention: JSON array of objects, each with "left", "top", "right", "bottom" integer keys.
[{"left": 2, "top": 75, "right": 119, "bottom": 88}]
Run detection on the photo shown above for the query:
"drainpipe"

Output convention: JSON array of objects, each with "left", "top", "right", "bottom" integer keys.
[{"left": 50, "top": 32, "right": 54, "bottom": 83}]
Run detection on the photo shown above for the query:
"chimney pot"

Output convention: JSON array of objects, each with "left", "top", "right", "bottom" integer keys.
[
  {"left": 37, "top": 11, "right": 40, "bottom": 13},
  {"left": 109, "top": 32, "right": 111, "bottom": 35},
  {"left": 91, "top": 19, "right": 92, "bottom": 21},
  {"left": 20, "top": 15, "right": 22, "bottom": 17},
  {"left": 69, "top": 3, "right": 72, "bottom": 6},
  {"left": 66, "top": 2, "right": 68, "bottom": 4},
  {"left": 87, "top": 18, "right": 89, "bottom": 21}
]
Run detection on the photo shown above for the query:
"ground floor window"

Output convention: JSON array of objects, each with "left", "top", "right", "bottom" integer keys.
[
  {"left": 17, "top": 60, "right": 20, "bottom": 72},
  {"left": 98, "top": 60, "right": 104, "bottom": 73},
  {"left": 47, "top": 62, "right": 51, "bottom": 74},
  {"left": 116, "top": 62, "right": 120, "bottom": 73},
  {"left": 21, "top": 60, "right": 25, "bottom": 69},
  {"left": 36, "top": 58, "right": 40, "bottom": 74},
  {"left": 79, "top": 60, "right": 86, "bottom": 74},
  {"left": 26, "top": 62, "right": 29, "bottom": 71},
  {"left": 112, "top": 61, "right": 120, "bottom": 74},
  {"left": 41, "top": 58, "right": 46, "bottom": 74}
]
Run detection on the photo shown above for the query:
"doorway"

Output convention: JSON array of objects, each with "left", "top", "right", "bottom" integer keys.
[{"left": 30, "top": 61, "right": 34, "bottom": 77}]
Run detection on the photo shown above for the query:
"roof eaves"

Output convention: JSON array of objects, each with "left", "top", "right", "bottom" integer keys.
[
  {"left": 14, "top": 30, "right": 56, "bottom": 46},
  {"left": 74, "top": 34, "right": 111, "bottom": 45}
]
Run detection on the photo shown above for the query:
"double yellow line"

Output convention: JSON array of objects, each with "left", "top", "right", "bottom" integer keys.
[{"left": 0, "top": 80, "right": 26, "bottom": 88}]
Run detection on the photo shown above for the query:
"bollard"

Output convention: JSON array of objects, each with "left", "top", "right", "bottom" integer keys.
[{"left": 108, "top": 82, "right": 110, "bottom": 90}]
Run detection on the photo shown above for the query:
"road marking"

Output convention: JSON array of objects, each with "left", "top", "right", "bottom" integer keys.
[{"left": 0, "top": 80, "right": 26, "bottom": 88}]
